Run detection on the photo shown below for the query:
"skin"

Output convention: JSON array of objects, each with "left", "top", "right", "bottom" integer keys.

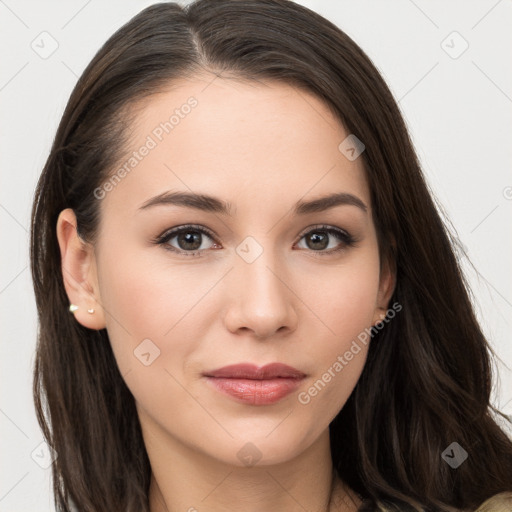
[{"left": 57, "top": 75, "right": 395, "bottom": 511}]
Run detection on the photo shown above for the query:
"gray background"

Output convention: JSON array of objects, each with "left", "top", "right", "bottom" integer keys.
[{"left": 1, "top": 0, "right": 511, "bottom": 510}]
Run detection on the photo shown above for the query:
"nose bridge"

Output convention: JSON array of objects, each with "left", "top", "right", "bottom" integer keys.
[{"left": 225, "top": 234, "right": 297, "bottom": 337}]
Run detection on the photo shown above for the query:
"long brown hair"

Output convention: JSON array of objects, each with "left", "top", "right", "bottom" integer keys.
[{"left": 30, "top": 1, "right": 512, "bottom": 510}]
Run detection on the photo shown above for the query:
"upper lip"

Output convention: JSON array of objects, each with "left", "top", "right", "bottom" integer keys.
[{"left": 203, "top": 363, "right": 306, "bottom": 380}]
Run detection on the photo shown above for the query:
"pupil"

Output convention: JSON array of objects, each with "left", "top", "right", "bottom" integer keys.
[{"left": 178, "top": 231, "right": 201, "bottom": 250}]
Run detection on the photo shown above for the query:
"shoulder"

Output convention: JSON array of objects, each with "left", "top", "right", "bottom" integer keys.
[{"left": 474, "top": 491, "right": 512, "bottom": 512}]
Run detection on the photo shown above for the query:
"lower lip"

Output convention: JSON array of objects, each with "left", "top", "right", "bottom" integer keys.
[{"left": 205, "top": 377, "right": 302, "bottom": 405}]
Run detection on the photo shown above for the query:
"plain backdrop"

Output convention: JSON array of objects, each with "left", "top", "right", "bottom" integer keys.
[{"left": 1, "top": 1, "right": 511, "bottom": 510}]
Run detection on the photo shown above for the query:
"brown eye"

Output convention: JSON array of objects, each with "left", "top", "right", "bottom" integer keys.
[
  {"left": 295, "top": 225, "right": 355, "bottom": 255},
  {"left": 175, "top": 231, "right": 203, "bottom": 251},
  {"left": 155, "top": 225, "right": 218, "bottom": 256},
  {"left": 304, "top": 231, "right": 329, "bottom": 250}
]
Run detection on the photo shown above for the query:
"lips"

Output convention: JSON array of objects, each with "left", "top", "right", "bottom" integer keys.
[
  {"left": 203, "top": 363, "right": 306, "bottom": 405},
  {"left": 204, "top": 363, "right": 306, "bottom": 380}
]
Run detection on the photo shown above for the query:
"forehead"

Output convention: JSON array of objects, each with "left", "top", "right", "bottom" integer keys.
[{"left": 100, "top": 76, "right": 370, "bottom": 219}]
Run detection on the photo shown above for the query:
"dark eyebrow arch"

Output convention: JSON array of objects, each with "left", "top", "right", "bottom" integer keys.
[
  {"left": 139, "top": 191, "right": 235, "bottom": 215},
  {"left": 294, "top": 192, "right": 367, "bottom": 215},
  {"left": 138, "top": 191, "right": 367, "bottom": 215}
]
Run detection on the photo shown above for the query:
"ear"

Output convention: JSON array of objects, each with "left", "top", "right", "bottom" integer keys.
[
  {"left": 372, "top": 253, "right": 396, "bottom": 326},
  {"left": 56, "top": 208, "right": 106, "bottom": 330}
]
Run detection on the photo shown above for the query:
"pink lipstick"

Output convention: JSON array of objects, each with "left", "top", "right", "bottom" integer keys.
[{"left": 203, "top": 363, "right": 305, "bottom": 405}]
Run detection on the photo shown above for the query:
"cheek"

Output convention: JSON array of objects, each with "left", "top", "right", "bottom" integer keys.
[
  {"left": 301, "top": 248, "right": 381, "bottom": 342},
  {"left": 96, "top": 242, "right": 227, "bottom": 385},
  {"left": 95, "top": 243, "right": 187, "bottom": 368},
  {"left": 98, "top": 235, "right": 190, "bottom": 327},
  {"left": 95, "top": 249, "right": 201, "bottom": 417},
  {"left": 294, "top": 251, "right": 380, "bottom": 415}
]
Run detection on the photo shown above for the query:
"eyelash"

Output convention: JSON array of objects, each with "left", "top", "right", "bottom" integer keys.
[{"left": 152, "top": 223, "right": 356, "bottom": 258}]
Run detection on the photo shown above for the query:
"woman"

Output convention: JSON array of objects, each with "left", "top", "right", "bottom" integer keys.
[{"left": 30, "top": 0, "right": 512, "bottom": 510}]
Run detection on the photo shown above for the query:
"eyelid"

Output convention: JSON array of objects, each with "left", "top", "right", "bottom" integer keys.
[
  {"left": 296, "top": 223, "right": 350, "bottom": 239},
  {"left": 155, "top": 224, "right": 216, "bottom": 240}
]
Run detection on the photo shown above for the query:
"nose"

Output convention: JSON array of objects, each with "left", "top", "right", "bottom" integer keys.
[{"left": 223, "top": 247, "right": 298, "bottom": 340}]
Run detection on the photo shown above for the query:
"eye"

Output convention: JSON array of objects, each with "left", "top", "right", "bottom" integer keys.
[
  {"left": 153, "top": 225, "right": 219, "bottom": 257},
  {"left": 294, "top": 225, "right": 356, "bottom": 255},
  {"left": 152, "top": 224, "right": 356, "bottom": 258}
]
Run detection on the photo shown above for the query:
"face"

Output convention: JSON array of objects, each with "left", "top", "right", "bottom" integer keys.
[{"left": 59, "top": 76, "right": 394, "bottom": 467}]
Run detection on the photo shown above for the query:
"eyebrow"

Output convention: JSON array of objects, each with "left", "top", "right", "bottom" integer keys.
[{"left": 138, "top": 191, "right": 368, "bottom": 215}]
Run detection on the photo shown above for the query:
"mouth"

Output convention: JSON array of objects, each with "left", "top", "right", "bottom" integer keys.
[{"left": 203, "top": 363, "right": 306, "bottom": 405}]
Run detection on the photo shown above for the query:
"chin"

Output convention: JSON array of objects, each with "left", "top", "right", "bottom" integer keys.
[{"left": 204, "top": 424, "right": 319, "bottom": 468}]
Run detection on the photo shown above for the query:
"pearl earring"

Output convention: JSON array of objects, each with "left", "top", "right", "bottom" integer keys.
[{"left": 69, "top": 304, "right": 95, "bottom": 314}]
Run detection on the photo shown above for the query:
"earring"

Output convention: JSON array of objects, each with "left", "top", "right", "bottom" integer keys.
[
  {"left": 69, "top": 304, "right": 95, "bottom": 314},
  {"left": 373, "top": 311, "right": 386, "bottom": 327}
]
